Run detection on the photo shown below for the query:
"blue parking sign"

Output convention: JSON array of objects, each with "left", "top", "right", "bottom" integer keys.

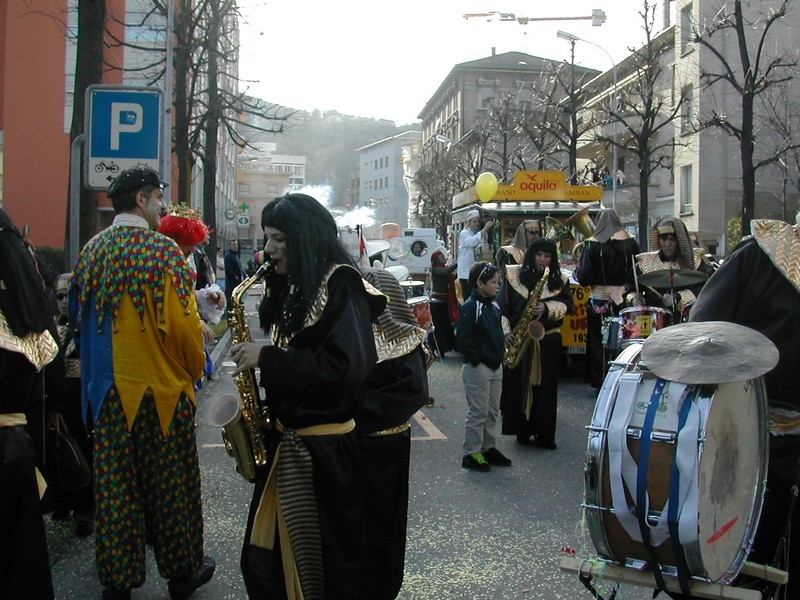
[{"left": 85, "top": 85, "right": 164, "bottom": 190}]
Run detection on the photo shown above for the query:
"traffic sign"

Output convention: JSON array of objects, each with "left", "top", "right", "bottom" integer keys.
[{"left": 85, "top": 85, "right": 163, "bottom": 190}]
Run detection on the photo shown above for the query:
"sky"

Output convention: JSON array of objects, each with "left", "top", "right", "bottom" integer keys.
[{"left": 236, "top": 0, "right": 669, "bottom": 124}]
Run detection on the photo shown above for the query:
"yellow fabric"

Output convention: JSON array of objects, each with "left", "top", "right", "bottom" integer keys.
[
  {"left": 524, "top": 328, "right": 560, "bottom": 419},
  {"left": 0, "top": 413, "right": 27, "bottom": 427},
  {"left": 250, "top": 419, "right": 356, "bottom": 600},
  {"left": 112, "top": 276, "right": 205, "bottom": 434}
]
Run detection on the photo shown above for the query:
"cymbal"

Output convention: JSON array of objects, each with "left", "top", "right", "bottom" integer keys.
[
  {"left": 637, "top": 268, "right": 707, "bottom": 289},
  {"left": 641, "top": 321, "right": 779, "bottom": 384}
]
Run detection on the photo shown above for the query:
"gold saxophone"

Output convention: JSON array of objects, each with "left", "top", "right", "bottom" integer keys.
[
  {"left": 504, "top": 267, "right": 549, "bottom": 369},
  {"left": 207, "top": 263, "right": 271, "bottom": 482}
]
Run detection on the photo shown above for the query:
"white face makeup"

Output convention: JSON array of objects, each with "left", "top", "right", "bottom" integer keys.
[{"left": 263, "top": 226, "right": 289, "bottom": 275}]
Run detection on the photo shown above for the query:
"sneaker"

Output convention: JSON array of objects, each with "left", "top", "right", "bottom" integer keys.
[
  {"left": 461, "top": 452, "right": 491, "bottom": 472},
  {"left": 515, "top": 434, "right": 532, "bottom": 446},
  {"left": 482, "top": 447, "right": 512, "bottom": 466}
]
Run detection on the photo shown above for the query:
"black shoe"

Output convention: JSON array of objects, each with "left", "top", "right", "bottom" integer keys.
[
  {"left": 535, "top": 437, "right": 557, "bottom": 450},
  {"left": 102, "top": 587, "right": 131, "bottom": 600},
  {"left": 482, "top": 447, "right": 512, "bottom": 466},
  {"left": 168, "top": 555, "right": 216, "bottom": 600},
  {"left": 461, "top": 453, "right": 491, "bottom": 472},
  {"left": 75, "top": 517, "right": 94, "bottom": 537},
  {"left": 52, "top": 508, "right": 71, "bottom": 520},
  {"left": 516, "top": 434, "right": 532, "bottom": 445}
]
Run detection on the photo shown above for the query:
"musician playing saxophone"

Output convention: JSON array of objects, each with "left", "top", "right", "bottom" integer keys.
[
  {"left": 498, "top": 238, "right": 573, "bottom": 450},
  {"left": 230, "top": 193, "right": 385, "bottom": 600}
]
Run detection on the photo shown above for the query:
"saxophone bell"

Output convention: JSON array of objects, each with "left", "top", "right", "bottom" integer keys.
[
  {"left": 528, "top": 319, "right": 545, "bottom": 341},
  {"left": 208, "top": 394, "right": 260, "bottom": 481}
]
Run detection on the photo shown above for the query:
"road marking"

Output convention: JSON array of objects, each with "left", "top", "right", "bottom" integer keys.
[{"left": 411, "top": 410, "right": 447, "bottom": 440}]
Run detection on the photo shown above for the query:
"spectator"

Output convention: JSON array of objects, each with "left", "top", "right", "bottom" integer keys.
[
  {"left": 457, "top": 209, "right": 494, "bottom": 300},
  {"left": 0, "top": 208, "right": 59, "bottom": 599}
]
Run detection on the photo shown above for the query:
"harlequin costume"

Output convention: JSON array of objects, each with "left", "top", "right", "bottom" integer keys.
[{"left": 70, "top": 215, "right": 207, "bottom": 593}]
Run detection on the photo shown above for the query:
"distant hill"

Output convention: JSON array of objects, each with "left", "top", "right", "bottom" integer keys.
[{"left": 239, "top": 98, "right": 421, "bottom": 206}]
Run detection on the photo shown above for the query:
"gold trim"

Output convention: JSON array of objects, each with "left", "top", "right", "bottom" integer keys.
[
  {"left": 753, "top": 219, "right": 800, "bottom": 292},
  {"left": 0, "top": 310, "right": 58, "bottom": 371},
  {"left": 367, "top": 422, "right": 411, "bottom": 436}
]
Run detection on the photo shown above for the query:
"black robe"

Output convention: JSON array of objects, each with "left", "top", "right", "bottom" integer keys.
[
  {"left": 498, "top": 273, "right": 574, "bottom": 443},
  {"left": 689, "top": 237, "right": 800, "bottom": 597},
  {"left": 241, "top": 266, "right": 382, "bottom": 600}
]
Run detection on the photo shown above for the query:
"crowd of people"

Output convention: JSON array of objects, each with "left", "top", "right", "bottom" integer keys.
[{"left": 4, "top": 162, "right": 800, "bottom": 598}]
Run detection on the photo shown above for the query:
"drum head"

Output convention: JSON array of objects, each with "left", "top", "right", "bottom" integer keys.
[{"left": 697, "top": 379, "right": 767, "bottom": 582}]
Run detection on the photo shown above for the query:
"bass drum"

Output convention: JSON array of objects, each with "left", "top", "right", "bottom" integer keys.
[{"left": 584, "top": 343, "right": 768, "bottom": 583}]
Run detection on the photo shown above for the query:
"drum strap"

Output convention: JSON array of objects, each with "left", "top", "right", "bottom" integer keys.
[
  {"left": 608, "top": 372, "right": 648, "bottom": 542},
  {"left": 668, "top": 385, "right": 702, "bottom": 595},
  {"left": 636, "top": 379, "right": 670, "bottom": 590}
]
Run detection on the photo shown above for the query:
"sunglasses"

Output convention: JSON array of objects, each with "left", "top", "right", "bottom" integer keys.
[{"left": 55, "top": 292, "right": 68, "bottom": 300}]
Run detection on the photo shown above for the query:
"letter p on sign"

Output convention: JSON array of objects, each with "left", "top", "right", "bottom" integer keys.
[{"left": 110, "top": 103, "right": 143, "bottom": 150}]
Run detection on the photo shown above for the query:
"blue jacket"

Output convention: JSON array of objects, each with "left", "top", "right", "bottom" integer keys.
[{"left": 455, "top": 292, "right": 505, "bottom": 369}]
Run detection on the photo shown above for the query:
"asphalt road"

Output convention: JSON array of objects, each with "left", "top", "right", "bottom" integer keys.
[{"left": 46, "top": 292, "right": 655, "bottom": 599}]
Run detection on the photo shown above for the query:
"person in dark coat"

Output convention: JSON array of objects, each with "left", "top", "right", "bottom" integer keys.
[
  {"left": 499, "top": 239, "right": 573, "bottom": 449},
  {"left": 678, "top": 218, "right": 800, "bottom": 599},
  {"left": 224, "top": 238, "right": 246, "bottom": 308},
  {"left": 575, "top": 208, "right": 639, "bottom": 388},
  {"left": 0, "top": 208, "right": 59, "bottom": 600},
  {"left": 358, "top": 267, "right": 429, "bottom": 599},
  {"left": 231, "top": 193, "right": 386, "bottom": 600}
]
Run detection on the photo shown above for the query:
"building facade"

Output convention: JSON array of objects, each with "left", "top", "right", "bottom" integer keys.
[{"left": 355, "top": 129, "right": 421, "bottom": 238}]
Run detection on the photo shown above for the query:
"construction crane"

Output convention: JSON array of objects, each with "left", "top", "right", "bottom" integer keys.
[{"left": 463, "top": 9, "right": 607, "bottom": 27}]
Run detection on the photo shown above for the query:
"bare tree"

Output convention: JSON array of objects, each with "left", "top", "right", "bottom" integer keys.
[
  {"left": 694, "top": 0, "right": 798, "bottom": 235},
  {"left": 68, "top": 0, "right": 106, "bottom": 250},
  {"left": 592, "top": 0, "right": 688, "bottom": 248},
  {"left": 517, "top": 68, "right": 571, "bottom": 173}
]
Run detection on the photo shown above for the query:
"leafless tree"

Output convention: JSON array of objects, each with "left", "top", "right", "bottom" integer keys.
[
  {"left": 591, "top": 0, "right": 688, "bottom": 248},
  {"left": 694, "top": 0, "right": 798, "bottom": 235},
  {"left": 66, "top": 0, "right": 106, "bottom": 250}
]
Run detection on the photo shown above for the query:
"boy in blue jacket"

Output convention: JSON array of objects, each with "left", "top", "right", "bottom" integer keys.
[{"left": 456, "top": 261, "right": 512, "bottom": 471}]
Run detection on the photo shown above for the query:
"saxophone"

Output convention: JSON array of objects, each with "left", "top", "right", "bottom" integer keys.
[
  {"left": 504, "top": 267, "right": 549, "bottom": 369},
  {"left": 207, "top": 263, "right": 271, "bottom": 482}
]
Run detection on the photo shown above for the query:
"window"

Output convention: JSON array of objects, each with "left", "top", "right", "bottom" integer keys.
[
  {"left": 680, "top": 165, "right": 693, "bottom": 214},
  {"left": 239, "top": 183, "right": 251, "bottom": 195},
  {"left": 681, "top": 86, "right": 693, "bottom": 134},
  {"left": 681, "top": 4, "right": 693, "bottom": 54}
]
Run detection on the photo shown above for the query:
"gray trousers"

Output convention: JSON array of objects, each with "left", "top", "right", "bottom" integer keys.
[{"left": 461, "top": 362, "right": 503, "bottom": 455}]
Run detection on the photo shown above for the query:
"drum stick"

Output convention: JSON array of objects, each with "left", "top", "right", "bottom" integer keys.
[{"left": 632, "top": 256, "right": 640, "bottom": 294}]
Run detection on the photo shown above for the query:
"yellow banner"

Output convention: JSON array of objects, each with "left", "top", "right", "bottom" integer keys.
[{"left": 489, "top": 171, "right": 602, "bottom": 203}]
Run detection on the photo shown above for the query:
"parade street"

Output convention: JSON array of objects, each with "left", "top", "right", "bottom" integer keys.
[{"left": 46, "top": 292, "right": 654, "bottom": 600}]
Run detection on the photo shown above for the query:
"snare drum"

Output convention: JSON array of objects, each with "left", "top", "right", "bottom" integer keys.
[
  {"left": 400, "top": 280, "right": 425, "bottom": 299},
  {"left": 584, "top": 343, "right": 768, "bottom": 583},
  {"left": 407, "top": 296, "right": 433, "bottom": 330},
  {"left": 619, "top": 306, "right": 671, "bottom": 344}
]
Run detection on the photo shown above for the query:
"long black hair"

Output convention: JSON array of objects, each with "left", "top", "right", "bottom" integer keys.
[
  {"left": 0, "top": 209, "right": 55, "bottom": 337},
  {"left": 519, "top": 238, "right": 564, "bottom": 291},
  {"left": 259, "top": 193, "right": 354, "bottom": 334}
]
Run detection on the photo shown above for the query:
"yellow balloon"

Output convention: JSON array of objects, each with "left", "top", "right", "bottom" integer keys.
[{"left": 475, "top": 172, "right": 498, "bottom": 202}]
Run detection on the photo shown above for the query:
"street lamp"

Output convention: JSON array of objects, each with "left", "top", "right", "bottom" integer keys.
[{"left": 557, "top": 30, "right": 618, "bottom": 211}]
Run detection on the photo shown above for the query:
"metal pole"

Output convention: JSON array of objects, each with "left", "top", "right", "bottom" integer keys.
[
  {"left": 69, "top": 135, "right": 85, "bottom": 268},
  {"left": 162, "top": 0, "right": 174, "bottom": 191},
  {"left": 611, "top": 66, "right": 618, "bottom": 211}
]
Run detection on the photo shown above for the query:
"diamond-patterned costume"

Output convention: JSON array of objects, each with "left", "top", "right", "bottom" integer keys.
[{"left": 71, "top": 219, "right": 205, "bottom": 591}]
